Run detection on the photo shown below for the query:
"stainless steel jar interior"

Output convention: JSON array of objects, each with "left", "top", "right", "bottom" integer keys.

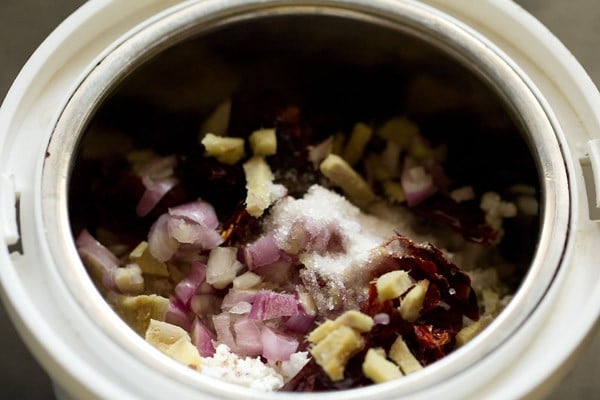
[{"left": 41, "top": 1, "right": 570, "bottom": 398}]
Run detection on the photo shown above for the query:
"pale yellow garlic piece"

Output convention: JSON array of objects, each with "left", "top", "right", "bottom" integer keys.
[
  {"left": 456, "top": 315, "right": 494, "bottom": 347},
  {"left": 482, "top": 289, "right": 500, "bottom": 315},
  {"left": 336, "top": 310, "right": 374, "bottom": 333},
  {"left": 249, "top": 128, "right": 277, "bottom": 156},
  {"left": 398, "top": 279, "right": 430, "bottom": 322},
  {"left": 145, "top": 319, "right": 189, "bottom": 351},
  {"left": 377, "top": 117, "right": 418, "bottom": 148},
  {"left": 364, "top": 154, "right": 394, "bottom": 182},
  {"left": 165, "top": 336, "right": 203, "bottom": 369},
  {"left": 332, "top": 131, "right": 346, "bottom": 155},
  {"left": 376, "top": 270, "right": 413, "bottom": 301},
  {"left": 389, "top": 335, "right": 422, "bottom": 374},
  {"left": 113, "top": 264, "right": 144, "bottom": 294},
  {"left": 310, "top": 325, "right": 364, "bottom": 381},
  {"left": 307, "top": 320, "right": 338, "bottom": 344},
  {"left": 145, "top": 319, "right": 201, "bottom": 369},
  {"left": 108, "top": 294, "right": 169, "bottom": 336},
  {"left": 319, "top": 154, "right": 375, "bottom": 208},
  {"left": 243, "top": 156, "right": 274, "bottom": 217},
  {"left": 382, "top": 180, "right": 406, "bottom": 203},
  {"left": 342, "top": 122, "right": 373, "bottom": 166},
  {"left": 362, "top": 348, "right": 403, "bottom": 383},
  {"left": 129, "top": 241, "right": 169, "bottom": 277},
  {"left": 201, "top": 133, "right": 245, "bottom": 165}
]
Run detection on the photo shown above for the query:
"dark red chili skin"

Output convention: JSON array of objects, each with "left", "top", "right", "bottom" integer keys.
[
  {"left": 280, "top": 236, "right": 479, "bottom": 392},
  {"left": 413, "top": 195, "right": 498, "bottom": 246}
]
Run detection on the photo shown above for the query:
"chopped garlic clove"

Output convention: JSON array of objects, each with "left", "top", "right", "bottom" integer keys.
[
  {"left": 376, "top": 270, "right": 413, "bottom": 301},
  {"left": 307, "top": 320, "right": 338, "bottom": 344},
  {"left": 145, "top": 319, "right": 201, "bottom": 369},
  {"left": 108, "top": 294, "right": 169, "bottom": 336},
  {"left": 129, "top": 241, "right": 170, "bottom": 277},
  {"left": 456, "top": 315, "right": 494, "bottom": 347},
  {"left": 319, "top": 154, "right": 375, "bottom": 208},
  {"left": 201, "top": 133, "right": 245, "bottom": 165},
  {"left": 336, "top": 310, "right": 374, "bottom": 333},
  {"left": 382, "top": 180, "right": 406, "bottom": 204},
  {"left": 113, "top": 264, "right": 144, "bottom": 295},
  {"left": 249, "top": 128, "right": 277, "bottom": 156},
  {"left": 362, "top": 348, "right": 403, "bottom": 383},
  {"left": 310, "top": 325, "right": 364, "bottom": 381},
  {"left": 243, "top": 156, "right": 275, "bottom": 217},
  {"left": 342, "top": 122, "right": 373, "bottom": 166},
  {"left": 398, "top": 279, "right": 430, "bottom": 322},
  {"left": 389, "top": 335, "right": 422, "bottom": 374},
  {"left": 377, "top": 117, "right": 418, "bottom": 148}
]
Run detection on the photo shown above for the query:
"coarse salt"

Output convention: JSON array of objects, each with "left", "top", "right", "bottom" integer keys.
[
  {"left": 201, "top": 344, "right": 284, "bottom": 391},
  {"left": 266, "top": 185, "right": 418, "bottom": 314},
  {"left": 200, "top": 344, "right": 309, "bottom": 390}
]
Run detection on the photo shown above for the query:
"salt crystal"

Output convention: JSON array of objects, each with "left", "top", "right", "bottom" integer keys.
[{"left": 266, "top": 185, "right": 414, "bottom": 314}]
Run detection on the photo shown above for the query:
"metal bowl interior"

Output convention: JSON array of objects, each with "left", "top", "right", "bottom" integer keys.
[{"left": 42, "top": 1, "right": 570, "bottom": 398}]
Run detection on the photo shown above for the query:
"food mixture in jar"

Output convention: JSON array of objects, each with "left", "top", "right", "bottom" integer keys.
[{"left": 73, "top": 97, "right": 538, "bottom": 391}]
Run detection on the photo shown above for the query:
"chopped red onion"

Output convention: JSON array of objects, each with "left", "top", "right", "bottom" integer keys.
[
  {"left": 148, "top": 214, "right": 179, "bottom": 262},
  {"left": 101, "top": 269, "right": 120, "bottom": 293},
  {"left": 165, "top": 297, "right": 193, "bottom": 331},
  {"left": 197, "top": 281, "right": 216, "bottom": 295},
  {"left": 174, "top": 261, "right": 207, "bottom": 306},
  {"left": 252, "top": 253, "right": 293, "bottom": 285},
  {"left": 425, "top": 160, "right": 451, "bottom": 191},
  {"left": 168, "top": 199, "right": 219, "bottom": 229},
  {"left": 307, "top": 221, "right": 344, "bottom": 254},
  {"left": 136, "top": 176, "right": 178, "bottom": 217},
  {"left": 171, "top": 248, "right": 207, "bottom": 264},
  {"left": 135, "top": 154, "right": 180, "bottom": 217},
  {"left": 284, "top": 220, "right": 343, "bottom": 255},
  {"left": 249, "top": 290, "right": 299, "bottom": 320},
  {"left": 168, "top": 216, "right": 224, "bottom": 249},
  {"left": 137, "top": 154, "right": 177, "bottom": 180},
  {"left": 401, "top": 163, "right": 437, "bottom": 207},
  {"left": 212, "top": 313, "right": 237, "bottom": 352},
  {"left": 284, "top": 311, "right": 315, "bottom": 334},
  {"left": 206, "top": 247, "right": 244, "bottom": 289},
  {"left": 233, "top": 318, "right": 263, "bottom": 357},
  {"left": 260, "top": 326, "right": 298, "bottom": 362},
  {"left": 191, "top": 317, "right": 216, "bottom": 357},
  {"left": 190, "top": 294, "right": 221, "bottom": 315},
  {"left": 221, "top": 289, "right": 258, "bottom": 311},
  {"left": 75, "top": 229, "right": 119, "bottom": 276},
  {"left": 228, "top": 302, "right": 253, "bottom": 315},
  {"left": 373, "top": 313, "right": 390, "bottom": 325},
  {"left": 242, "top": 234, "right": 280, "bottom": 271}
]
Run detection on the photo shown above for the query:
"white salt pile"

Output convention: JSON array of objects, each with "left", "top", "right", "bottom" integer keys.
[{"left": 265, "top": 185, "right": 422, "bottom": 315}]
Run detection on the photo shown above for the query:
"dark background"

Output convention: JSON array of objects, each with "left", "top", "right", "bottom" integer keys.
[{"left": 0, "top": 1, "right": 598, "bottom": 398}]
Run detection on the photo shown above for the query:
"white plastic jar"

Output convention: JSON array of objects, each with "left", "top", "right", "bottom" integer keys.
[{"left": 1, "top": 1, "right": 599, "bottom": 399}]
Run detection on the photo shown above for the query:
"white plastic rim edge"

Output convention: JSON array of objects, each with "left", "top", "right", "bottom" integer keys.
[{"left": 0, "top": 1, "right": 598, "bottom": 399}]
